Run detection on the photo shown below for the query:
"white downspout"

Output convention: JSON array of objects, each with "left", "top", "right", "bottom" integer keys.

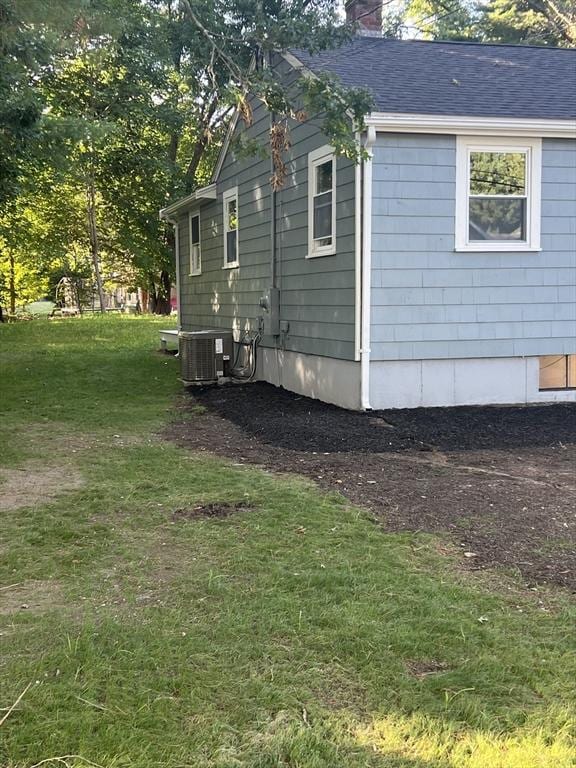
[
  {"left": 360, "top": 126, "right": 376, "bottom": 411},
  {"left": 166, "top": 217, "right": 181, "bottom": 331},
  {"left": 354, "top": 131, "right": 362, "bottom": 363}
]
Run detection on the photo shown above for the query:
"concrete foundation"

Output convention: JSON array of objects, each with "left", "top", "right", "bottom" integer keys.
[
  {"left": 370, "top": 356, "right": 576, "bottom": 409},
  {"left": 257, "top": 347, "right": 362, "bottom": 410}
]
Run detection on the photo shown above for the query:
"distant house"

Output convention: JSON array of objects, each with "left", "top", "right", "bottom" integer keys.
[{"left": 160, "top": 1, "right": 576, "bottom": 410}]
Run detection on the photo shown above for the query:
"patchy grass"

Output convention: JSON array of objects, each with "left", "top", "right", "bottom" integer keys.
[{"left": 0, "top": 316, "right": 574, "bottom": 768}]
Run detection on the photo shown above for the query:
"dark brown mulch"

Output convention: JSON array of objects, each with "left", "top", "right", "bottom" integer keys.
[
  {"left": 172, "top": 501, "right": 251, "bottom": 520},
  {"left": 164, "top": 382, "right": 576, "bottom": 591},
  {"left": 191, "top": 381, "right": 576, "bottom": 452}
]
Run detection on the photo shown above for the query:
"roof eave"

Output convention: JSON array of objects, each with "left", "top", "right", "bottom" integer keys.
[
  {"left": 365, "top": 112, "right": 576, "bottom": 138},
  {"left": 159, "top": 183, "right": 217, "bottom": 221}
]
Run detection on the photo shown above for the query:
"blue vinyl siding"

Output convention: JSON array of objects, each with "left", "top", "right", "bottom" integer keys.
[{"left": 370, "top": 134, "right": 576, "bottom": 361}]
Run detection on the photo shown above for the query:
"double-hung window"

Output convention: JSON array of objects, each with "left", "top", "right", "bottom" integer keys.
[
  {"left": 223, "top": 187, "right": 239, "bottom": 268},
  {"left": 455, "top": 136, "right": 541, "bottom": 252},
  {"left": 189, "top": 212, "right": 201, "bottom": 275},
  {"left": 308, "top": 146, "right": 336, "bottom": 258}
]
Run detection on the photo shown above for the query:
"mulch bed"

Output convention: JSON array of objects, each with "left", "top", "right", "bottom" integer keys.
[{"left": 164, "top": 382, "right": 576, "bottom": 591}]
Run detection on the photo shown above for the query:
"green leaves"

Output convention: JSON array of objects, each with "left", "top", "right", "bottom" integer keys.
[
  {"left": 384, "top": 0, "right": 576, "bottom": 45},
  {"left": 301, "top": 72, "right": 373, "bottom": 162}
]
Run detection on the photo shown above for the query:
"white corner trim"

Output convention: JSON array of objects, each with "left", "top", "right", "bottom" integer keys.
[
  {"left": 455, "top": 135, "right": 542, "bottom": 253},
  {"left": 354, "top": 131, "right": 362, "bottom": 363},
  {"left": 360, "top": 126, "right": 376, "bottom": 411},
  {"left": 365, "top": 112, "right": 576, "bottom": 138},
  {"left": 307, "top": 145, "right": 337, "bottom": 259},
  {"left": 159, "top": 183, "right": 217, "bottom": 219}
]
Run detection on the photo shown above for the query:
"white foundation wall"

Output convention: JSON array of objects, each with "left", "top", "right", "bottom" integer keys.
[
  {"left": 257, "top": 348, "right": 361, "bottom": 410},
  {"left": 370, "top": 357, "right": 576, "bottom": 409}
]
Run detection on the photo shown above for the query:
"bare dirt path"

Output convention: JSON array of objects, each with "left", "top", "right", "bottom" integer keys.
[{"left": 164, "top": 383, "right": 576, "bottom": 591}]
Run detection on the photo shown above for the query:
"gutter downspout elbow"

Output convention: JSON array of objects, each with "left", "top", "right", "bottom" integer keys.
[{"left": 360, "top": 125, "right": 376, "bottom": 411}]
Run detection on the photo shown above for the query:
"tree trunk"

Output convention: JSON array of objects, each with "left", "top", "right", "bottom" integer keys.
[
  {"left": 8, "top": 251, "right": 16, "bottom": 315},
  {"left": 146, "top": 273, "right": 171, "bottom": 315},
  {"left": 147, "top": 277, "right": 158, "bottom": 313},
  {"left": 185, "top": 97, "right": 220, "bottom": 183},
  {"left": 167, "top": 0, "right": 183, "bottom": 164},
  {"left": 157, "top": 269, "right": 172, "bottom": 315},
  {"left": 138, "top": 288, "right": 147, "bottom": 314},
  {"left": 75, "top": 280, "right": 83, "bottom": 315},
  {"left": 85, "top": 179, "right": 106, "bottom": 313}
]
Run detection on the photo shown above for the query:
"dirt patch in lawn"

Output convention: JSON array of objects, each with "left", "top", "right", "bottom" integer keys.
[
  {"left": 0, "top": 580, "right": 63, "bottom": 616},
  {"left": 0, "top": 462, "right": 84, "bottom": 512},
  {"left": 405, "top": 659, "right": 450, "bottom": 679},
  {"left": 164, "top": 382, "right": 576, "bottom": 591},
  {"left": 172, "top": 501, "right": 252, "bottom": 520}
]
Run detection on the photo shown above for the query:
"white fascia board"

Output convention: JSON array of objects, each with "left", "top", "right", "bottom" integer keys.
[
  {"left": 159, "top": 184, "right": 217, "bottom": 220},
  {"left": 211, "top": 55, "right": 260, "bottom": 185},
  {"left": 211, "top": 49, "right": 366, "bottom": 189},
  {"left": 282, "top": 51, "right": 358, "bottom": 125},
  {"left": 282, "top": 50, "right": 309, "bottom": 73},
  {"left": 212, "top": 111, "right": 240, "bottom": 183},
  {"left": 365, "top": 112, "right": 576, "bottom": 138},
  {"left": 211, "top": 52, "right": 302, "bottom": 189}
]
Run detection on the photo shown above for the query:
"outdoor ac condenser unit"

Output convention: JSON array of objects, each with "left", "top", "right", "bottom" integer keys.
[{"left": 178, "top": 330, "right": 233, "bottom": 385}]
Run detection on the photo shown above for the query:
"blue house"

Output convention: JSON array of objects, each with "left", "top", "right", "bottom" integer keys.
[{"left": 160, "top": 7, "right": 576, "bottom": 410}]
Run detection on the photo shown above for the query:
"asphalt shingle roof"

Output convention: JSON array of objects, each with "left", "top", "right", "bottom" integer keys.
[{"left": 293, "top": 38, "right": 576, "bottom": 120}]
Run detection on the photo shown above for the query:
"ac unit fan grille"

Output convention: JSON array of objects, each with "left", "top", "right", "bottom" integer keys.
[{"left": 180, "top": 337, "right": 215, "bottom": 381}]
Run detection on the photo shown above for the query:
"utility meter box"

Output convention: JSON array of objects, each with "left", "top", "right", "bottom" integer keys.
[{"left": 258, "top": 287, "right": 280, "bottom": 337}]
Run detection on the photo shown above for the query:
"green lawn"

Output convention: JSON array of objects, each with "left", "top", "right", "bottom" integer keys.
[{"left": 0, "top": 317, "right": 574, "bottom": 768}]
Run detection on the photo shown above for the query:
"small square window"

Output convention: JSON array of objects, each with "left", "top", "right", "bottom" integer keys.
[{"left": 539, "top": 355, "right": 576, "bottom": 390}]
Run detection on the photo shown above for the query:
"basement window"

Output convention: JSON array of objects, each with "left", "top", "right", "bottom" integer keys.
[
  {"left": 189, "top": 212, "right": 201, "bottom": 275},
  {"left": 455, "top": 136, "right": 541, "bottom": 252},
  {"left": 307, "top": 145, "right": 336, "bottom": 258},
  {"left": 539, "top": 355, "right": 576, "bottom": 390},
  {"left": 223, "top": 187, "right": 239, "bottom": 268}
]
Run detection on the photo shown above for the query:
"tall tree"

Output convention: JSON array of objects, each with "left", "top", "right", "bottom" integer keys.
[
  {"left": 384, "top": 0, "right": 575, "bottom": 45},
  {"left": 479, "top": 0, "right": 575, "bottom": 46},
  {"left": 41, "top": 0, "right": 181, "bottom": 312},
  {"left": 1, "top": 0, "right": 375, "bottom": 317}
]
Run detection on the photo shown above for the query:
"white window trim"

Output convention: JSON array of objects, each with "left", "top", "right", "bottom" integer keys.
[
  {"left": 188, "top": 211, "right": 201, "bottom": 276},
  {"left": 455, "top": 135, "right": 542, "bottom": 253},
  {"left": 307, "top": 145, "right": 336, "bottom": 258},
  {"left": 222, "top": 186, "right": 239, "bottom": 268}
]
